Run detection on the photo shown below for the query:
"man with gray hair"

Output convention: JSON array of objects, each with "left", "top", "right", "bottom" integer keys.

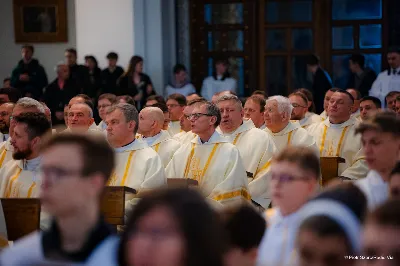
[
  {"left": 105, "top": 103, "right": 166, "bottom": 210},
  {"left": 66, "top": 103, "right": 97, "bottom": 134},
  {"left": 216, "top": 94, "right": 277, "bottom": 208},
  {"left": 0, "top": 97, "right": 45, "bottom": 168},
  {"left": 166, "top": 101, "right": 250, "bottom": 205},
  {"left": 138, "top": 107, "right": 181, "bottom": 167},
  {"left": 264, "top": 95, "right": 317, "bottom": 153}
]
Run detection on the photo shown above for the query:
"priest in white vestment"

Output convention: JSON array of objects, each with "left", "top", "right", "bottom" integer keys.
[
  {"left": 320, "top": 88, "right": 339, "bottom": 121},
  {"left": 243, "top": 95, "right": 266, "bottom": 129},
  {"left": 0, "top": 98, "right": 46, "bottom": 168},
  {"left": 138, "top": 107, "right": 181, "bottom": 167},
  {"left": 166, "top": 94, "right": 186, "bottom": 136},
  {"left": 0, "top": 103, "right": 14, "bottom": 143},
  {"left": 359, "top": 96, "right": 382, "bottom": 122},
  {"left": 97, "top": 93, "right": 117, "bottom": 131},
  {"left": 354, "top": 112, "right": 399, "bottom": 210},
  {"left": 307, "top": 90, "right": 369, "bottom": 180},
  {"left": 67, "top": 95, "right": 98, "bottom": 130},
  {"left": 166, "top": 101, "right": 250, "bottom": 205},
  {"left": 263, "top": 96, "right": 317, "bottom": 153},
  {"left": 0, "top": 113, "right": 51, "bottom": 198},
  {"left": 65, "top": 103, "right": 101, "bottom": 134},
  {"left": 216, "top": 95, "right": 277, "bottom": 207},
  {"left": 105, "top": 103, "right": 166, "bottom": 207},
  {"left": 347, "top": 88, "right": 362, "bottom": 121},
  {"left": 289, "top": 92, "right": 321, "bottom": 129}
]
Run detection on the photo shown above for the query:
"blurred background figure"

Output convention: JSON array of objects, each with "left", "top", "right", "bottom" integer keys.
[
  {"left": 347, "top": 53, "right": 377, "bottom": 97},
  {"left": 244, "top": 95, "right": 266, "bottom": 129},
  {"left": 117, "top": 188, "right": 227, "bottom": 266},
  {"left": 186, "top": 92, "right": 201, "bottom": 102},
  {"left": 101, "top": 52, "right": 124, "bottom": 95},
  {"left": 359, "top": 96, "right": 381, "bottom": 121},
  {"left": 165, "top": 64, "right": 195, "bottom": 97},
  {"left": 145, "top": 95, "right": 166, "bottom": 107},
  {"left": 389, "top": 162, "right": 400, "bottom": 199},
  {"left": 97, "top": 93, "right": 117, "bottom": 131},
  {"left": 2, "top": 78, "right": 11, "bottom": 88},
  {"left": 385, "top": 91, "right": 400, "bottom": 111}
]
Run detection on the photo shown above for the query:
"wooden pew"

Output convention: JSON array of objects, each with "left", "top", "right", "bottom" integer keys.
[
  {"left": 100, "top": 186, "right": 136, "bottom": 226},
  {"left": 167, "top": 178, "right": 198, "bottom": 188},
  {"left": 0, "top": 198, "right": 41, "bottom": 241},
  {"left": 320, "top": 157, "right": 345, "bottom": 186}
]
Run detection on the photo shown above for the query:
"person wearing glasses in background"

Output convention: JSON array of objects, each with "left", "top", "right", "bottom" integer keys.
[
  {"left": 0, "top": 103, "right": 14, "bottom": 142},
  {"left": 97, "top": 93, "right": 117, "bottom": 131},
  {"left": 289, "top": 92, "right": 321, "bottom": 129},
  {"left": 166, "top": 101, "right": 249, "bottom": 205},
  {"left": 256, "top": 146, "right": 319, "bottom": 266},
  {"left": 166, "top": 93, "right": 186, "bottom": 136}
]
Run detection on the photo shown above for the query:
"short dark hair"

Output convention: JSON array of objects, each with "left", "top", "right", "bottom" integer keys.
[
  {"left": 246, "top": 95, "right": 266, "bottom": 113},
  {"left": 65, "top": 48, "right": 77, "bottom": 57},
  {"left": 187, "top": 97, "right": 207, "bottom": 106},
  {"left": 367, "top": 199, "right": 400, "bottom": 227},
  {"left": 306, "top": 54, "right": 320, "bottom": 66},
  {"left": 119, "top": 188, "right": 226, "bottom": 266},
  {"left": 385, "top": 91, "right": 400, "bottom": 101},
  {"left": 41, "top": 133, "right": 115, "bottom": 182},
  {"left": 0, "top": 87, "right": 22, "bottom": 103},
  {"left": 167, "top": 93, "right": 187, "bottom": 106},
  {"left": 390, "top": 161, "right": 400, "bottom": 180},
  {"left": 3, "top": 77, "right": 10, "bottom": 83},
  {"left": 98, "top": 93, "right": 117, "bottom": 104},
  {"left": 173, "top": 64, "right": 187, "bottom": 74},
  {"left": 356, "top": 111, "right": 400, "bottom": 137},
  {"left": 22, "top": 45, "right": 34, "bottom": 53},
  {"left": 388, "top": 46, "right": 400, "bottom": 55},
  {"left": 296, "top": 88, "right": 316, "bottom": 112},
  {"left": 221, "top": 205, "right": 265, "bottom": 251},
  {"left": 106, "top": 52, "right": 118, "bottom": 60},
  {"left": 151, "top": 102, "right": 169, "bottom": 113},
  {"left": 289, "top": 92, "right": 308, "bottom": 106},
  {"left": 204, "top": 102, "right": 221, "bottom": 127},
  {"left": 347, "top": 88, "right": 362, "bottom": 100},
  {"left": 74, "top": 94, "right": 94, "bottom": 110},
  {"left": 116, "top": 95, "right": 135, "bottom": 106},
  {"left": 273, "top": 146, "right": 321, "bottom": 178},
  {"left": 146, "top": 95, "right": 166, "bottom": 105},
  {"left": 14, "top": 112, "right": 51, "bottom": 140},
  {"left": 335, "top": 89, "right": 355, "bottom": 103},
  {"left": 360, "top": 96, "right": 382, "bottom": 109},
  {"left": 350, "top": 53, "right": 365, "bottom": 68},
  {"left": 326, "top": 87, "right": 340, "bottom": 96},
  {"left": 251, "top": 90, "right": 267, "bottom": 99}
]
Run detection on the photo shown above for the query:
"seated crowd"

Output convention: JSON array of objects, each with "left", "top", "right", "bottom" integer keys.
[{"left": 0, "top": 45, "right": 398, "bottom": 266}]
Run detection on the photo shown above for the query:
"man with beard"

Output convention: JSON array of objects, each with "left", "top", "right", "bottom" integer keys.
[
  {"left": 289, "top": 92, "right": 321, "bottom": 129},
  {"left": 0, "top": 112, "right": 51, "bottom": 197},
  {"left": 0, "top": 97, "right": 45, "bottom": 168},
  {"left": 0, "top": 103, "right": 14, "bottom": 142}
]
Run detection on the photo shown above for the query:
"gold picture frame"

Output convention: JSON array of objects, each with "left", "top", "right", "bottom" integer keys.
[{"left": 13, "top": 0, "right": 68, "bottom": 43}]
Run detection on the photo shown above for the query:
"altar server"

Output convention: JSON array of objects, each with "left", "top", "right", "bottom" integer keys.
[
  {"left": 166, "top": 101, "right": 250, "bottom": 205},
  {"left": 307, "top": 90, "right": 368, "bottom": 180},
  {"left": 216, "top": 94, "right": 277, "bottom": 207},
  {"left": 138, "top": 107, "right": 181, "bottom": 167}
]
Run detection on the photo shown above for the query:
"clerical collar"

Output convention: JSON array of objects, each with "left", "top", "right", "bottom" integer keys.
[
  {"left": 114, "top": 140, "right": 136, "bottom": 153},
  {"left": 42, "top": 216, "right": 114, "bottom": 262},
  {"left": 23, "top": 156, "right": 41, "bottom": 171},
  {"left": 197, "top": 131, "right": 219, "bottom": 144},
  {"left": 142, "top": 131, "right": 162, "bottom": 146}
]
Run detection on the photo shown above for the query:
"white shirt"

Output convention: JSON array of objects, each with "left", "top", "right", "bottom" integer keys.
[
  {"left": 165, "top": 83, "right": 196, "bottom": 97},
  {"left": 370, "top": 68, "right": 400, "bottom": 107},
  {"left": 355, "top": 170, "right": 388, "bottom": 210},
  {"left": 201, "top": 76, "right": 237, "bottom": 100}
]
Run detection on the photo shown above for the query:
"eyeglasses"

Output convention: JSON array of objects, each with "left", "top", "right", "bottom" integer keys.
[
  {"left": 39, "top": 166, "right": 83, "bottom": 182},
  {"left": 292, "top": 103, "right": 307, "bottom": 108},
  {"left": 188, "top": 113, "right": 213, "bottom": 120},
  {"left": 271, "top": 173, "right": 310, "bottom": 183}
]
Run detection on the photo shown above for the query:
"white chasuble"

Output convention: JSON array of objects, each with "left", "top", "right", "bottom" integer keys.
[
  {"left": 166, "top": 131, "right": 250, "bottom": 205},
  {"left": 173, "top": 131, "right": 197, "bottom": 145},
  {"left": 320, "top": 110, "right": 328, "bottom": 121},
  {"left": 108, "top": 139, "right": 166, "bottom": 200},
  {"left": 264, "top": 122, "right": 318, "bottom": 154},
  {"left": 0, "top": 138, "right": 13, "bottom": 168},
  {"left": 298, "top": 113, "right": 322, "bottom": 129},
  {"left": 141, "top": 130, "right": 181, "bottom": 167},
  {"left": 307, "top": 117, "right": 368, "bottom": 180},
  {"left": 0, "top": 158, "right": 40, "bottom": 198},
  {"left": 217, "top": 119, "right": 277, "bottom": 207},
  {"left": 167, "top": 121, "right": 182, "bottom": 136}
]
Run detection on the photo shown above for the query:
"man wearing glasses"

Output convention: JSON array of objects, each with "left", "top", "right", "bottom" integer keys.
[
  {"left": 166, "top": 101, "right": 249, "bottom": 205},
  {"left": 263, "top": 96, "right": 316, "bottom": 153},
  {"left": 96, "top": 93, "right": 117, "bottom": 131},
  {"left": 0, "top": 103, "right": 14, "bottom": 142},
  {"left": 257, "top": 146, "right": 319, "bottom": 266},
  {"left": 289, "top": 92, "right": 322, "bottom": 129},
  {"left": 166, "top": 93, "right": 186, "bottom": 136},
  {"left": 0, "top": 133, "right": 117, "bottom": 265},
  {"left": 0, "top": 97, "right": 45, "bottom": 168}
]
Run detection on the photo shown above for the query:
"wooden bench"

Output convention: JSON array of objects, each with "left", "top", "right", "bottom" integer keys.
[
  {"left": 100, "top": 186, "right": 136, "bottom": 226},
  {"left": 320, "top": 157, "right": 345, "bottom": 186},
  {"left": 167, "top": 178, "right": 198, "bottom": 188},
  {"left": 0, "top": 198, "right": 41, "bottom": 241}
]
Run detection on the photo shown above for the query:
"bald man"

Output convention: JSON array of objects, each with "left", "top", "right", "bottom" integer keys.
[
  {"left": 67, "top": 103, "right": 96, "bottom": 133},
  {"left": 347, "top": 88, "right": 362, "bottom": 120},
  {"left": 138, "top": 107, "right": 181, "bottom": 167},
  {"left": 0, "top": 103, "right": 14, "bottom": 142}
]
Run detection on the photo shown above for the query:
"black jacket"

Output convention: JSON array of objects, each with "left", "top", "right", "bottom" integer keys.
[
  {"left": 69, "top": 64, "right": 90, "bottom": 94},
  {"left": 10, "top": 59, "right": 48, "bottom": 99},
  {"left": 311, "top": 68, "right": 333, "bottom": 114},
  {"left": 101, "top": 66, "right": 124, "bottom": 94},
  {"left": 43, "top": 78, "right": 80, "bottom": 125},
  {"left": 118, "top": 73, "right": 155, "bottom": 108},
  {"left": 84, "top": 68, "right": 102, "bottom": 99},
  {"left": 346, "top": 68, "right": 377, "bottom": 97}
]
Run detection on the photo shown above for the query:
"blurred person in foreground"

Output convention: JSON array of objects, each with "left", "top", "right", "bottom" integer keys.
[
  {"left": 389, "top": 162, "right": 400, "bottom": 199},
  {"left": 0, "top": 133, "right": 117, "bottom": 265}
]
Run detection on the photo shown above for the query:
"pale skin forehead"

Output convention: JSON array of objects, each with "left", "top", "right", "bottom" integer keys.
[
  {"left": 218, "top": 99, "right": 242, "bottom": 110},
  {"left": 69, "top": 97, "right": 85, "bottom": 106},
  {"left": 0, "top": 103, "right": 14, "bottom": 111},
  {"left": 140, "top": 107, "right": 164, "bottom": 123},
  {"left": 346, "top": 89, "right": 358, "bottom": 99},
  {"left": 69, "top": 104, "right": 91, "bottom": 116},
  {"left": 289, "top": 95, "right": 307, "bottom": 105},
  {"left": 265, "top": 100, "right": 278, "bottom": 109},
  {"left": 331, "top": 92, "right": 353, "bottom": 105}
]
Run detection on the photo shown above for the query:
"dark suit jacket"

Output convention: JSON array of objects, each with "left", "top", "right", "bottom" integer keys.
[
  {"left": 312, "top": 68, "right": 333, "bottom": 114},
  {"left": 346, "top": 68, "right": 377, "bottom": 97}
]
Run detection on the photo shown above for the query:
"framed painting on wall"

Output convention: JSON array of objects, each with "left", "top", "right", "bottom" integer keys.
[{"left": 13, "top": 0, "right": 67, "bottom": 43}]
